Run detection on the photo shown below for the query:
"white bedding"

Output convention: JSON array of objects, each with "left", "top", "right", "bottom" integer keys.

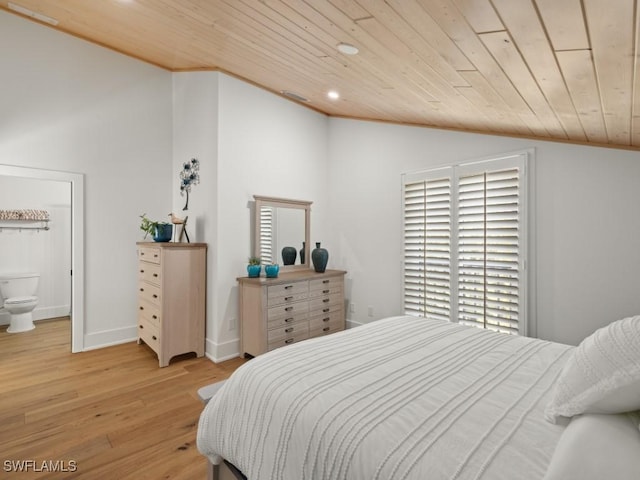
[{"left": 197, "top": 316, "right": 573, "bottom": 480}]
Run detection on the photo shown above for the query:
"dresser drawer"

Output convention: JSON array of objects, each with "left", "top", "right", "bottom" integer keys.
[
  {"left": 138, "top": 317, "right": 161, "bottom": 354},
  {"left": 138, "top": 298, "right": 161, "bottom": 327},
  {"left": 267, "top": 301, "right": 309, "bottom": 321},
  {"left": 309, "top": 311, "right": 343, "bottom": 331},
  {"left": 267, "top": 331, "right": 309, "bottom": 351},
  {"left": 138, "top": 246, "right": 161, "bottom": 264},
  {"left": 308, "top": 284, "right": 342, "bottom": 299},
  {"left": 267, "top": 322, "right": 309, "bottom": 343},
  {"left": 310, "top": 319, "right": 344, "bottom": 338},
  {"left": 138, "top": 262, "right": 161, "bottom": 286},
  {"left": 267, "top": 291, "right": 308, "bottom": 307},
  {"left": 267, "top": 312, "right": 308, "bottom": 329},
  {"left": 310, "top": 277, "right": 343, "bottom": 292},
  {"left": 268, "top": 281, "right": 308, "bottom": 298},
  {"left": 138, "top": 281, "right": 161, "bottom": 306},
  {"left": 309, "top": 293, "right": 343, "bottom": 312}
]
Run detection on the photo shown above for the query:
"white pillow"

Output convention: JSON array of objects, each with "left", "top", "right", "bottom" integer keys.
[
  {"left": 543, "top": 413, "right": 640, "bottom": 480},
  {"left": 545, "top": 315, "right": 640, "bottom": 423}
]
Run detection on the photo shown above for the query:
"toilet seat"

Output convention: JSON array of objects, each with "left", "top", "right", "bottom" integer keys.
[{"left": 5, "top": 296, "right": 37, "bottom": 305}]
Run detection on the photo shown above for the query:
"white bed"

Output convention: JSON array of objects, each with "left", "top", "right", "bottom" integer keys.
[{"left": 198, "top": 316, "right": 577, "bottom": 480}]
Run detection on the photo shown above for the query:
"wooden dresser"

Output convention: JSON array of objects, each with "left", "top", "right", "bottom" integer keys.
[
  {"left": 136, "top": 242, "right": 207, "bottom": 367},
  {"left": 237, "top": 269, "right": 346, "bottom": 357}
]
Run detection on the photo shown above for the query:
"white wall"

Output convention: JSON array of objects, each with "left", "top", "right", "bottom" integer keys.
[
  {"left": 0, "top": 176, "right": 71, "bottom": 323},
  {"left": 213, "top": 74, "right": 330, "bottom": 360},
  {"left": 328, "top": 118, "right": 640, "bottom": 346},
  {"left": 0, "top": 11, "right": 173, "bottom": 348}
]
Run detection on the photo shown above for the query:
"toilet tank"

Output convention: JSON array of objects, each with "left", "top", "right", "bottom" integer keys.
[{"left": 0, "top": 273, "right": 40, "bottom": 299}]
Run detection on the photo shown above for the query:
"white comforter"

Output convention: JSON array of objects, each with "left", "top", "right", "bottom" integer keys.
[{"left": 197, "top": 316, "right": 572, "bottom": 480}]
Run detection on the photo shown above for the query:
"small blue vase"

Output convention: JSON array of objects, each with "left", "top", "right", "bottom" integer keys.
[
  {"left": 265, "top": 264, "right": 280, "bottom": 278},
  {"left": 153, "top": 224, "right": 173, "bottom": 242},
  {"left": 311, "top": 242, "right": 328, "bottom": 273},
  {"left": 247, "top": 265, "right": 261, "bottom": 278},
  {"left": 281, "top": 247, "right": 297, "bottom": 265}
]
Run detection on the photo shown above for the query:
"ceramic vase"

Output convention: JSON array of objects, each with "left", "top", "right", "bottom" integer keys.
[
  {"left": 311, "top": 242, "right": 328, "bottom": 273},
  {"left": 265, "top": 264, "right": 280, "bottom": 278},
  {"left": 281, "top": 246, "right": 297, "bottom": 265},
  {"left": 300, "top": 242, "right": 306, "bottom": 265},
  {"left": 153, "top": 224, "right": 173, "bottom": 242}
]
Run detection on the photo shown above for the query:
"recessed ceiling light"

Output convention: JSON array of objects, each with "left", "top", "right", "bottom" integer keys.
[
  {"left": 8, "top": 2, "right": 59, "bottom": 25},
  {"left": 327, "top": 90, "right": 340, "bottom": 100},
  {"left": 337, "top": 43, "right": 359, "bottom": 55}
]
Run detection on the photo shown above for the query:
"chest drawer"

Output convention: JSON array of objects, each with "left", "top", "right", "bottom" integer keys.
[
  {"left": 138, "top": 298, "right": 161, "bottom": 327},
  {"left": 138, "top": 281, "right": 161, "bottom": 306},
  {"left": 267, "top": 321, "right": 309, "bottom": 343},
  {"left": 138, "top": 246, "right": 161, "bottom": 264},
  {"left": 267, "top": 291, "right": 308, "bottom": 307},
  {"left": 310, "top": 319, "right": 344, "bottom": 337},
  {"left": 267, "top": 331, "right": 309, "bottom": 351},
  {"left": 268, "top": 281, "right": 308, "bottom": 299},
  {"left": 138, "top": 262, "right": 161, "bottom": 286},
  {"left": 267, "top": 311, "right": 308, "bottom": 329},
  {"left": 310, "top": 277, "right": 343, "bottom": 292},
  {"left": 309, "top": 293, "right": 343, "bottom": 312},
  {"left": 138, "top": 317, "right": 161, "bottom": 353},
  {"left": 308, "top": 284, "right": 342, "bottom": 299}
]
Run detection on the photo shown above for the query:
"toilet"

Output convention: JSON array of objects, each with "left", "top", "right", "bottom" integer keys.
[{"left": 0, "top": 273, "right": 40, "bottom": 333}]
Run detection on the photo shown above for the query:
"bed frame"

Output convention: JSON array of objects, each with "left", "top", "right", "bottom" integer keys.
[{"left": 198, "top": 381, "right": 248, "bottom": 480}]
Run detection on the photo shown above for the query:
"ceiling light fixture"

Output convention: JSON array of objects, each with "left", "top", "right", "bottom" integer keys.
[
  {"left": 337, "top": 42, "right": 359, "bottom": 55},
  {"left": 327, "top": 90, "right": 340, "bottom": 100},
  {"left": 8, "top": 2, "right": 59, "bottom": 25}
]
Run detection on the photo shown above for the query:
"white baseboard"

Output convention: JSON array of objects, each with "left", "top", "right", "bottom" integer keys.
[
  {"left": 205, "top": 337, "right": 240, "bottom": 363},
  {"left": 83, "top": 326, "right": 137, "bottom": 351},
  {"left": 346, "top": 319, "right": 364, "bottom": 329},
  {"left": 0, "top": 304, "right": 70, "bottom": 326}
]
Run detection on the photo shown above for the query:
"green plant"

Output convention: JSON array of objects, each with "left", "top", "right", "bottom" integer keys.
[
  {"left": 140, "top": 213, "right": 170, "bottom": 239},
  {"left": 248, "top": 256, "right": 261, "bottom": 266}
]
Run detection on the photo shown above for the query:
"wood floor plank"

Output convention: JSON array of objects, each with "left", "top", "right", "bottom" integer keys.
[{"left": 0, "top": 317, "right": 245, "bottom": 479}]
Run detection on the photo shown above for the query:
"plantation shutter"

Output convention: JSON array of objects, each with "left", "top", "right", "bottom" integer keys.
[
  {"left": 259, "top": 206, "right": 274, "bottom": 264},
  {"left": 402, "top": 153, "right": 527, "bottom": 335},
  {"left": 403, "top": 170, "right": 452, "bottom": 321}
]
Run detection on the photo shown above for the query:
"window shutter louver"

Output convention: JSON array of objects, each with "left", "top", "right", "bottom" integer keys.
[
  {"left": 402, "top": 153, "right": 527, "bottom": 336},
  {"left": 403, "top": 175, "right": 451, "bottom": 321},
  {"left": 259, "top": 206, "right": 274, "bottom": 264}
]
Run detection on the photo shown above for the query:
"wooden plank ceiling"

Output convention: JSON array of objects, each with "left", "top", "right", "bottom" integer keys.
[{"left": 3, "top": 0, "right": 640, "bottom": 150}]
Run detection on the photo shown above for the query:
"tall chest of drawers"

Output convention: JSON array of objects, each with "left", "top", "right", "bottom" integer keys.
[
  {"left": 238, "top": 269, "right": 346, "bottom": 357},
  {"left": 136, "top": 242, "right": 207, "bottom": 367}
]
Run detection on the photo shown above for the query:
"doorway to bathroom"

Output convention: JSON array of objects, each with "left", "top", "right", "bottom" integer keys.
[{"left": 0, "top": 164, "right": 84, "bottom": 352}]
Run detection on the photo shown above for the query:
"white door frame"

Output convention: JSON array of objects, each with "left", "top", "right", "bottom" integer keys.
[{"left": 0, "top": 164, "right": 84, "bottom": 352}]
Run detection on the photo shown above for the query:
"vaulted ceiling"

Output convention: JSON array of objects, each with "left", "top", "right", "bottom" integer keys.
[{"left": 3, "top": 0, "right": 640, "bottom": 150}]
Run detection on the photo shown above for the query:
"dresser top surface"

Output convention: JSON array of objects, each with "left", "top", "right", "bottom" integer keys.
[
  {"left": 237, "top": 269, "right": 346, "bottom": 286},
  {"left": 137, "top": 242, "right": 207, "bottom": 248}
]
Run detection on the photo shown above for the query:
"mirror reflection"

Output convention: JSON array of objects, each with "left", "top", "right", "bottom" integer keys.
[{"left": 254, "top": 196, "right": 311, "bottom": 270}]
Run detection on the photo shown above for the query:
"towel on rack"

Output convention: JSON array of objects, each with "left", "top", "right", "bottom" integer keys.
[{"left": 0, "top": 209, "right": 50, "bottom": 221}]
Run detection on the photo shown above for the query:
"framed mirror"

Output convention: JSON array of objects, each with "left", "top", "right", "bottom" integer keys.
[{"left": 254, "top": 195, "right": 311, "bottom": 270}]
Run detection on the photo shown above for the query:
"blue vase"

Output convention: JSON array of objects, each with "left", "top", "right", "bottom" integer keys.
[
  {"left": 265, "top": 264, "right": 280, "bottom": 278},
  {"left": 247, "top": 265, "right": 261, "bottom": 278},
  {"left": 153, "top": 224, "right": 173, "bottom": 242},
  {"left": 281, "top": 246, "right": 297, "bottom": 265},
  {"left": 311, "top": 242, "right": 328, "bottom": 273}
]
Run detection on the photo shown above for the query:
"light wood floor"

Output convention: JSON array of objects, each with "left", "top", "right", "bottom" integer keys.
[{"left": 0, "top": 317, "right": 245, "bottom": 479}]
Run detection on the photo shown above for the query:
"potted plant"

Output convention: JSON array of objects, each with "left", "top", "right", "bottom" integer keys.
[
  {"left": 247, "top": 256, "right": 262, "bottom": 278},
  {"left": 140, "top": 214, "right": 173, "bottom": 242},
  {"left": 265, "top": 263, "right": 280, "bottom": 278}
]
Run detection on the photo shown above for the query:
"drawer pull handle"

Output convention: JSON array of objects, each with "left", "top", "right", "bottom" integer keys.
[
  {"left": 285, "top": 327, "right": 293, "bottom": 333},
  {"left": 141, "top": 252, "right": 145, "bottom": 256},
  {"left": 153, "top": 273, "right": 158, "bottom": 278},
  {"left": 285, "top": 338, "right": 294, "bottom": 344},
  {"left": 323, "top": 308, "right": 330, "bottom": 313},
  {"left": 154, "top": 254, "right": 158, "bottom": 258},
  {"left": 285, "top": 307, "right": 293, "bottom": 312},
  {"left": 323, "top": 327, "right": 330, "bottom": 332},
  {"left": 139, "top": 324, "right": 144, "bottom": 329},
  {"left": 284, "top": 296, "right": 293, "bottom": 301},
  {"left": 323, "top": 289, "right": 330, "bottom": 294},
  {"left": 139, "top": 306, "right": 144, "bottom": 311},
  {"left": 323, "top": 299, "right": 330, "bottom": 303},
  {"left": 152, "top": 315, "right": 158, "bottom": 320},
  {"left": 152, "top": 294, "right": 158, "bottom": 299},
  {"left": 285, "top": 317, "right": 294, "bottom": 323},
  {"left": 284, "top": 285, "right": 293, "bottom": 290},
  {"left": 140, "top": 269, "right": 144, "bottom": 273},
  {"left": 323, "top": 317, "right": 330, "bottom": 322},
  {"left": 323, "top": 280, "right": 330, "bottom": 284},
  {"left": 152, "top": 335, "right": 157, "bottom": 340},
  {"left": 140, "top": 288, "right": 144, "bottom": 292}
]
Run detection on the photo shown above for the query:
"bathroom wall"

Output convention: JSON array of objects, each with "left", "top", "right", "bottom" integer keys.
[{"left": 0, "top": 176, "right": 71, "bottom": 324}]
